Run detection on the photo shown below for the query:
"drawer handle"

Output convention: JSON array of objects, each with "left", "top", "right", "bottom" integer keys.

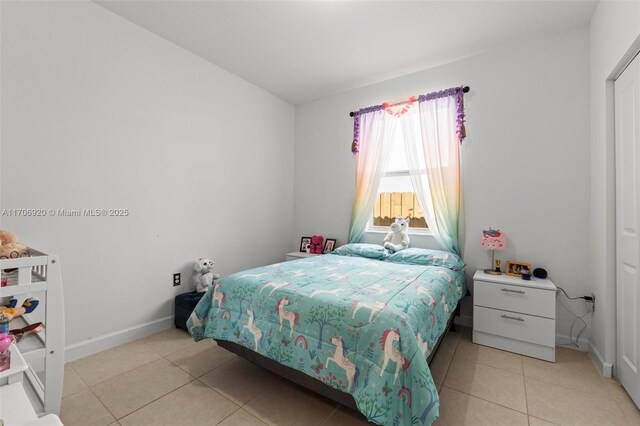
[
  {"left": 501, "top": 288, "right": 525, "bottom": 294},
  {"left": 501, "top": 314, "right": 525, "bottom": 322}
]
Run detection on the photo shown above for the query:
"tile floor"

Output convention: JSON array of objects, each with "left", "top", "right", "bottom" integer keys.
[{"left": 60, "top": 327, "right": 640, "bottom": 425}]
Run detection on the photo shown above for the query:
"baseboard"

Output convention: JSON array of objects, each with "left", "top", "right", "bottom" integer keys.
[
  {"left": 454, "top": 314, "right": 472, "bottom": 328},
  {"left": 65, "top": 316, "right": 174, "bottom": 362},
  {"left": 555, "top": 333, "right": 590, "bottom": 352},
  {"left": 589, "top": 341, "right": 613, "bottom": 378}
]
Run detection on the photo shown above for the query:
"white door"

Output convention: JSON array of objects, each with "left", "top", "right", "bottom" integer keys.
[{"left": 615, "top": 53, "right": 640, "bottom": 407}]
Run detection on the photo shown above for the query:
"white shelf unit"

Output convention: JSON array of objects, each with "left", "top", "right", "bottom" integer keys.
[{"left": 0, "top": 249, "right": 64, "bottom": 420}]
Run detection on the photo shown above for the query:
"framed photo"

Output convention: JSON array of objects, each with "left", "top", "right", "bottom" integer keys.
[
  {"left": 323, "top": 239, "right": 337, "bottom": 253},
  {"left": 505, "top": 261, "right": 533, "bottom": 277},
  {"left": 299, "top": 236, "right": 312, "bottom": 252}
]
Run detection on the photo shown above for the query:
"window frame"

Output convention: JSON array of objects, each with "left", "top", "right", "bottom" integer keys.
[{"left": 366, "top": 169, "right": 432, "bottom": 236}]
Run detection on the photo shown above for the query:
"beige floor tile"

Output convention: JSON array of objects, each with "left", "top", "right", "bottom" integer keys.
[
  {"left": 63, "top": 364, "right": 88, "bottom": 398},
  {"left": 615, "top": 390, "right": 640, "bottom": 424},
  {"left": 435, "top": 386, "right": 528, "bottom": 425},
  {"left": 460, "top": 326, "right": 472, "bottom": 341},
  {"left": 528, "top": 416, "right": 557, "bottom": 426},
  {"left": 119, "top": 381, "right": 239, "bottom": 426},
  {"left": 137, "top": 327, "right": 196, "bottom": 356},
  {"left": 60, "top": 389, "right": 116, "bottom": 426},
  {"left": 444, "top": 357, "right": 527, "bottom": 413},
  {"left": 453, "top": 336, "right": 523, "bottom": 375},
  {"left": 218, "top": 408, "right": 267, "bottom": 426},
  {"left": 92, "top": 358, "right": 194, "bottom": 419},
  {"left": 70, "top": 341, "right": 162, "bottom": 386},
  {"left": 323, "top": 406, "right": 372, "bottom": 425},
  {"left": 601, "top": 376, "right": 640, "bottom": 405},
  {"left": 166, "top": 339, "right": 236, "bottom": 377},
  {"left": 199, "top": 357, "right": 276, "bottom": 405},
  {"left": 430, "top": 347, "right": 454, "bottom": 386},
  {"left": 523, "top": 347, "right": 625, "bottom": 400},
  {"left": 244, "top": 376, "right": 337, "bottom": 426},
  {"left": 437, "top": 327, "right": 463, "bottom": 356},
  {"left": 526, "top": 376, "right": 630, "bottom": 425}
]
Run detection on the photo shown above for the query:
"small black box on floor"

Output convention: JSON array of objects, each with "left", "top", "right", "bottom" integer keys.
[{"left": 174, "top": 291, "right": 204, "bottom": 332}]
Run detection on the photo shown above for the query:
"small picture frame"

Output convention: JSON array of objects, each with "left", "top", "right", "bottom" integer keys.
[
  {"left": 323, "top": 239, "right": 336, "bottom": 254},
  {"left": 505, "top": 261, "right": 533, "bottom": 277},
  {"left": 300, "top": 236, "right": 312, "bottom": 252}
]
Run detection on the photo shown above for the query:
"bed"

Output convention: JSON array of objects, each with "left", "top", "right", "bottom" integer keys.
[{"left": 187, "top": 246, "right": 466, "bottom": 425}]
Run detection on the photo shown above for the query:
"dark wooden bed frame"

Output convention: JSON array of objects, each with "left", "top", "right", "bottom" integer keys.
[{"left": 215, "top": 302, "right": 461, "bottom": 412}]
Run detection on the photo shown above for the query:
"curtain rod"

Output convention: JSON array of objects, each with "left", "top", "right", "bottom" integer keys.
[{"left": 349, "top": 85, "right": 470, "bottom": 117}]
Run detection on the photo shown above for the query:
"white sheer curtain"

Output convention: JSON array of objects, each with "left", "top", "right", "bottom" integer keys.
[
  {"left": 348, "top": 109, "right": 397, "bottom": 243},
  {"left": 400, "top": 94, "right": 462, "bottom": 255}
]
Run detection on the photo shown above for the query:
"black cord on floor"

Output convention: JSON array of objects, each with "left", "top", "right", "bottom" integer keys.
[{"left": 556, "top": 286, "right": 589, "bottom": 349}]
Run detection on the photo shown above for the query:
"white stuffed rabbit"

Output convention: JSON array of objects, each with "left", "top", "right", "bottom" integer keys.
[
  {"left": 383, "top": 216, "right": 411, "bottom": 252},
  {"left": 193, "top": 258, "right": 221, "bottom": 293}
]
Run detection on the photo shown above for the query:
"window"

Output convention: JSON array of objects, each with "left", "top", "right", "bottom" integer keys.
[{"left": 369, "top": 126, "right": 429, "bottom": 232}]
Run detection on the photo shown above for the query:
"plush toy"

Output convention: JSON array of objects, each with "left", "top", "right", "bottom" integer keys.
[
  {"left": 193, "top": 258, "right": 221, "bottom": 293},
  {"left": 309, "top": 235, "right": 324, "bottom": 254},
  {"left": 383, "top": 216, "right": 411, "bottom": 252},
  {"left": 0, "top": 297, "right": 40, "bottom": 321},
  {"left": 0, "top": 229, "right": 29, "bottom": 260}
]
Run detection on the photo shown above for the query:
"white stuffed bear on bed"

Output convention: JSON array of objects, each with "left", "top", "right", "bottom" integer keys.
[
  {"left": 383, "top": 216, "right": 411, "bottom": 252},
  {"left": 193, "top": 258, "right": 221, "bottom": 293}
]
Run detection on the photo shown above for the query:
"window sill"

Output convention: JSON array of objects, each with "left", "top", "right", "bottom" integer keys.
[{"left": 366, "top": 227, "right": 433, "bottom": 237}]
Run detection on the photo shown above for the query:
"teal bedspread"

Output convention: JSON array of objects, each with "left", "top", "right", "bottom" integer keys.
[{"left": 187, "top": 254, "right": 466, "bottom": 425}]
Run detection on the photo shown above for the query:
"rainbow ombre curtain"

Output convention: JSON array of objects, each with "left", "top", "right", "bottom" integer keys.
[
  {"left": 401, "top": 89, "right": 464, "bottom": 255},
  {"left": 347, "top": 108, "right": 396, "bottom": 243},
  {"left": 349, "top": 87, "right": 466, "bottom": 255}
]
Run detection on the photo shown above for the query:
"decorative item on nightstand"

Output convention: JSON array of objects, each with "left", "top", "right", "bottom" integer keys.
[
  {"left": 323, "top": 239, "right": 336, "bottom": 253},
  {"left": 481, "top": 228, "right": 506, "bottom": 275},
  {"left": 299, "top": 237, "right": 312, "bottom": 253},
  {"left": 505, "top": 260, "right": 533, "bottom": 278}
]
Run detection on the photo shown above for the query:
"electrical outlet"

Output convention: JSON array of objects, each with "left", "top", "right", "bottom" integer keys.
[{"left": 173, "top": 273, "right": 181, "bottom": 286}]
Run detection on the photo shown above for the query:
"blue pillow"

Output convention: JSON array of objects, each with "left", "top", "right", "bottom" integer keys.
[
  {"left": 332, "top": 243, "right": 390, "bottom": 260},
  {"left": 386, "top": 248, "right": 465, "bottom": 270}
]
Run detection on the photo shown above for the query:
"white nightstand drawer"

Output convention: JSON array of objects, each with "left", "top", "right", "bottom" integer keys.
[
  {"left": 285, "top": 252, "right": 320, "bottom": 261},
  {"left": 474, "top": 280, "right": 555, "bottom": 319},
  {"left": 473, "top": 305, "right": 556, "bottom": 347}
]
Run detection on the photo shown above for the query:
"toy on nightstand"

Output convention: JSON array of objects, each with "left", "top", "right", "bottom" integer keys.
[
  {"left": 309, "top": 235, "right": 324, "bottom": 254},
  {"left": 0, "top": 229, "right": 30, "bottom": 260},
  {"left": 0, "top": 332, "right": 13, "bottom": 372},
  {"left": 193, "top": 258, "right": 221, "bottom": 293},
  {"left": 383, "top": 216, "right": 411, "bottom": 252},
  {"left": 0, "top": 297, "right": 40, "bottom": 321}
]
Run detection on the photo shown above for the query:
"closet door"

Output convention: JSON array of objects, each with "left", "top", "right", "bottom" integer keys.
[{"left": 615, "top": 52, "right": 640, "bottom": 407}]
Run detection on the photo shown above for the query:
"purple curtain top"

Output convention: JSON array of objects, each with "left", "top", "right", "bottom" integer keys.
[{"left": 351, "top": 85, "right": 467, "bottom": 154}]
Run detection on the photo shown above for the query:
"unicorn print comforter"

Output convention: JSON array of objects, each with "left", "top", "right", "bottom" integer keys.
[{"left": 187, "top": 254, "right": 466, "bottom": 425}]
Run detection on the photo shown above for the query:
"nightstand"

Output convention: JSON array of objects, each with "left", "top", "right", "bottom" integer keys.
[
  {"left": 473, "top": 270, "right": 556, "bottom": 362},
  {"left": 285, "top": 252, "right": 321, "bottom": 262}
]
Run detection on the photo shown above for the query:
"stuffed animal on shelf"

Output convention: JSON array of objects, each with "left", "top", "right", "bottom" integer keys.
[
  {"left": 0, "top": 297, "right": 40, "bottom": 321},
  {"left": 383, "top": 216, "right": 411, "bottom": 253},
  {"left": 0, "top": 229, "right": 29, "bottom": 260},
  {"left": 309, "top": 235, "right": 324, "bottom": 254},
  {"left": 193, "top": 258, "right": 221, "bottom": 293}
]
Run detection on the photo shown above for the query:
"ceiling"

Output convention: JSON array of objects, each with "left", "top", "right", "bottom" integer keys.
[{"left": 96, "top": 1, "right": 597, "bottom": 105}]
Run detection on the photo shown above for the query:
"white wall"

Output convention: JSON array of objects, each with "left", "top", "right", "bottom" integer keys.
[
  {"left": 294, "top": 27, "right": 591, "bottom": 344},
  {"left": 0, "top": 1, "right": 294, "bottom": 356},
  {"left": 589, "top": 1, "right": 640, "bottom": 374}
]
